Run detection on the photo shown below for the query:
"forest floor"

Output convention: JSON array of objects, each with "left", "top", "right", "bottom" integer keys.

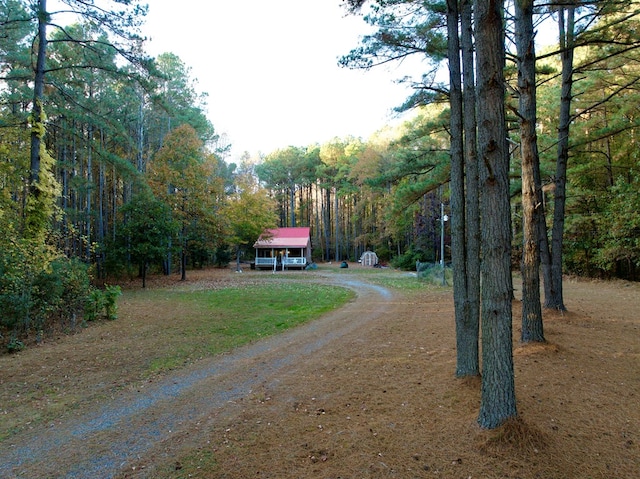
[{"left": 0, "top": 265, "right": 638, "bottom": 478}]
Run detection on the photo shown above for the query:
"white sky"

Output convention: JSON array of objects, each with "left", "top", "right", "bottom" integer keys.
[{"left": 141, "top": 1, "right": 420, "bottom": 161}]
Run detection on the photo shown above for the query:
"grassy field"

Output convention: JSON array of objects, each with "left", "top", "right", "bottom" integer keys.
[{"left": 140, "top": 282, "right": 355, "bottom": 374}]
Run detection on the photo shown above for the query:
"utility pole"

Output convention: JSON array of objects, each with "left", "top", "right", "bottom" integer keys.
[{"left": 440, "top": 202, "right": 449, "bottom": 285}]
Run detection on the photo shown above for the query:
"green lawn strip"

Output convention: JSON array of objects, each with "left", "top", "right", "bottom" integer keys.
[
  {"left": 144, "top": 282, "right": 354, "bottom": 374},
  {"left": 332, "top": 265, "right": 448, "bottom": 291}
]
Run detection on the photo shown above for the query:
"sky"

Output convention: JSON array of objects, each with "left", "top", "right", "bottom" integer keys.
[{"left": 141, "top": 1, "right": 420, "bottom": 161}]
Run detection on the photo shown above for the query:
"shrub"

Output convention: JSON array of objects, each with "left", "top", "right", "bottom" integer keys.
[
  {"left": 85, "top": 285, "right": 121, "bottom": 322},
  {"left": 1, "top": 242, "right": 96, "bottom": 351},
  {"left": 391, "top": 247, "right": 433, "bottom": 271},
  {"left": 84, "top": 289, "right": 105, "bottom": 322},
  {"left": 104, "top": 285, "right": 122, "bottom": 320},
  {"left": 0, "top": 236, "right": 51, "bottom": 336},
  {"left": 214, "top": 246, "right": 232, "bottom": 268},
  {"left": 6, "top": 337, "right": 25, "bottom": 354}
]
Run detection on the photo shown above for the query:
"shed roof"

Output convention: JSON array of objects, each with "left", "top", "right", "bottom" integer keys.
[{"left": 253, "top": 227, "right": 311, "bottom": 249}]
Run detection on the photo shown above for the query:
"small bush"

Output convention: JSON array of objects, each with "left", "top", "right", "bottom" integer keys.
[
  {"left": 84, "top": 289, "right": 105, "bottom": 322},
  {"left": 0, "top": 247, "right": 103, "bottom": 351},
  {"left": 85, "top": 285, "right": 121, "bottom": 322},
  {"left": 214, "top": 247, "right": 232, "bottom": 268},
  {"left": 104, "top": 285, "right": 122, "bottom": 320},
  {"left": 417, "top": 262, "right": 452, "bottom": 285},
  {"left": 392, "top": 248, "right": 433, "bottom": 271},
  {"left": 6, "top": 337, "right": 25, "bottom": 354}
]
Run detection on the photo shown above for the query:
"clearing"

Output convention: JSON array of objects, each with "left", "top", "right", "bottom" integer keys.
[{"left": 0, "top": 265, "right": 638, "bottom": 478}]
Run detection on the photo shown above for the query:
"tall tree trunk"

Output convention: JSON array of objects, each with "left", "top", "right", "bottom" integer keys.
[
  {"left": 314, "top": 182, "right": 321, "bottom": 258},
  {"left": 60, "top": 138, "right": 69, "bottom": 254},
  {"left": 475, "top": 0, "right": 517, "bottom": 429},
  {"left": 71, "top": 121, "right": 79, "bottom": 256},
  {"left": 324, "top": 186, "right": 331, "bottom": 261},
  {"left": 137, "top": 91, "right": 145, "bottom": 173},
  {"left": 547, "top": 6, "right": 574, "bottom": 311},
  {"left": 29, "top": 0, "right": 47, "bottom": 191},
  {"left": 290, "top": 186, "right": 296, "bottom": 227},
  {"left": 97, "top": 130, "right": 106, "bottom": 279},
  {"left": 515, "top": 0, "right": 545, "bottom": 342},
  {"left": 461, "top": 0, "right": 481, "bottom": 376},
  {"left": 334, "top": 188, "right": 340, "bottom": 260},
  {"left": 112, "top": 162, "right": 117, "bottom": 242},
  {"left": 86, "top": 122, "right": 93, "bottom": 261},
  {"left": 447, "top": 0, "right": 475, "bottom": 378},
  {"left": 181, "top": 200, "right": 187, "bottom": 281}
]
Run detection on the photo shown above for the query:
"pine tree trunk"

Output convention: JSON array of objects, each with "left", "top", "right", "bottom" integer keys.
[
  {"left": 97, "top": 131, "right": 106, "bottom": 279},
  {"left": 475, "top": 0, "right": 517, "bottom": 429},
  {"left": 86, "top": 122, "right": 93, "bottom": 261},
  {"left": 547, "top": 6, "right": 574, "bottom": 311},
  {"left": 290, "top": 186, "right": 296, "bottom": 227},
  {"left": 447, "top": 0, "right": 475, "bottom": 378},
  {"left": 334, "top": 189, "right": 340, "bottom": 260},
  {"left": 29, "top": 0, "right": 47, "bottom": 193},
  {"left": 461, "top": 0, "right": 481, "bottom": 377},
  {"left": 324, "top": 186, "right": 331, "bottom": 261},
  {"left": 516, "top": 0, "right": 545, "bottom": 342}
]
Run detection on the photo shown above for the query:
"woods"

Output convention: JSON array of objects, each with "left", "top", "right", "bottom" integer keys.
[{"left": 1, "top": 0, "right": 640, "bottom": 429}]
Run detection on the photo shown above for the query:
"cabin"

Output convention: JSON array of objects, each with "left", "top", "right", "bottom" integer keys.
[{"left": 253, "top": 227, "right": 312, "bottom": 270}]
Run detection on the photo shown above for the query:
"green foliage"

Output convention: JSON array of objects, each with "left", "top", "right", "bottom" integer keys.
[
  {"left": 85, "top": 285, "right": 121, "bottom": 321},
  {"left": 6, "top": 338, "right": 25, "bottom": 354},
  {"left": 416, "top": 262, "right": 452, "bottom": 285},
  {"left": 38, "top": 256, "right": 93, "bottom": 323},
  {"left": 213, "top": 246, "right": 232, "bottom": 268},
  {"left": 392, "top": 247, "right": 434, "bottom": 271},
  {"left": 24, "top": 107, "right": 61, "bottom": 241},
  {"left": 110, "top": 189, "right": 179, "bottom": 279},
  {"left": 147, "top": 125, "right": 225, "bottom": 275},
  {"left": 339, "top": 0, "right": 448, "bottom": 106},
  {"left": 0, "top": 230, "right": 55, "bottom": 335},
  {"left": 223, "top": 172, "right": 278, "bottom": 254},
  {"left": 0, "top": 233, "right": 93, "bottom": 350},
  {"left": 594, "top": 175, "right": 640, "bottom": 276},
  {"left": 153, "top": 53, "right": 217, "bottom": 145},
  {"left": 84, "top": 289, "right": 105, "bottom": 322},
  {"left": 0, "top": 0, "right": 639, "bottom": 296},
  {"left": 104, "top": 285, "right": 122, "bottom": 320}
]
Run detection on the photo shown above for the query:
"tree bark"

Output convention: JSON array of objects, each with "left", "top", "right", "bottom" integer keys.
[
  {"left": 334, "top": 188, "right": 340, "bottom": 260},
  {"left": 86, "top": 121, "right": 93, "bottom": 262},
  {"left": 547, "top": 6, "right": 575, "bottom": 311},
  {"left": 324, "top": 186, "right": 331, "bottom": 261},
  {"left": 515, "top": 0, "right": 545, "bottom": 342},
  {"left": 29, "top": 0, "right": 48, "bottom": 192},
  {"left": 447, "top": 0, "right": 477, "bottom": 378},
  {"left": 461, "top": 0, "right": 481, "bottom": 376},
  {"left": 475, "top": 0, "right": 517, "bottom": 429}
]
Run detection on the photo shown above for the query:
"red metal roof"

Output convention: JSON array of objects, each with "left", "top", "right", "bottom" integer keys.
[{"left": 253, "top": 227, "right": 311, "bottom": 248}]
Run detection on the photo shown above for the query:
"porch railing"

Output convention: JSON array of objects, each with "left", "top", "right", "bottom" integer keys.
[{"left": 255, "top": 257, "right": 307, "bottom": 267}]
